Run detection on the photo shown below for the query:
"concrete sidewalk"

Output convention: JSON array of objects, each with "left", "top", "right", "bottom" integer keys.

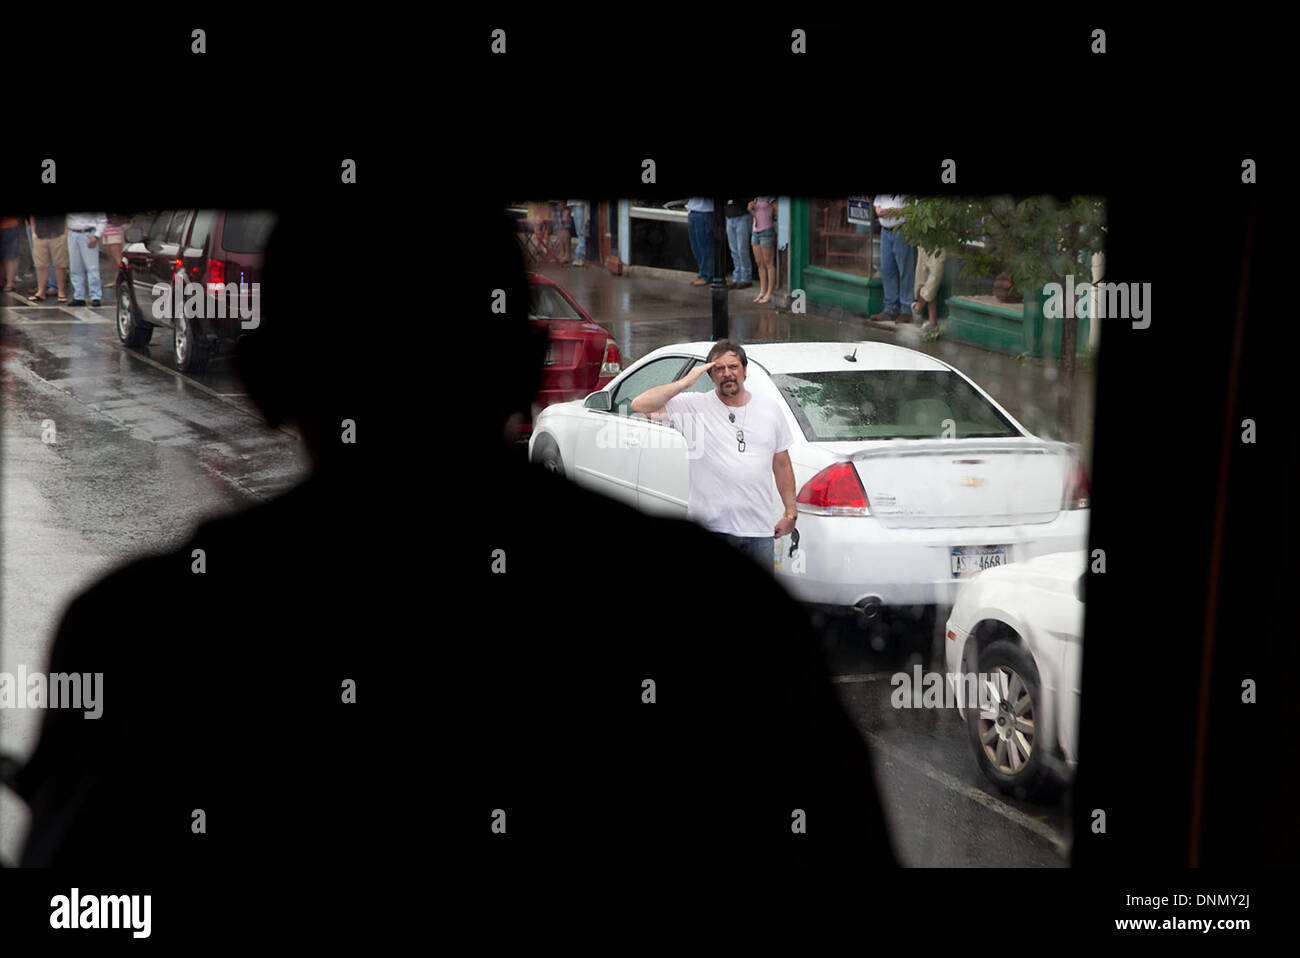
[{"left": 535, "top": 261, "right": 1096, "bottom": 468}]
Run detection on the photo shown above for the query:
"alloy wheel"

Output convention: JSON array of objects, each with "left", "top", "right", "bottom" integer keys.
[{"left": 976, "top": 666, "right": 1036, "bottom": 774}]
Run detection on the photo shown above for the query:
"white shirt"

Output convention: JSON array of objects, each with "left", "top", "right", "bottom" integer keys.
[
  {"left": 663, "top": 389, "right": 793, "bottom": 537},
  {"left": 873, "top": 195, "right": 907, "bottom": 229},
  {"left": 65, "top": 213, "right": 107, "bottom": 238}
]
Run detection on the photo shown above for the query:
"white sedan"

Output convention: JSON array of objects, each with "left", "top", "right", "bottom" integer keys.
[
  {"left": 944, "top": 550, "right": 1086, "bottom": 801},
  {"left": 528, "top": 341, "right": 1089, "bottom": 614}
]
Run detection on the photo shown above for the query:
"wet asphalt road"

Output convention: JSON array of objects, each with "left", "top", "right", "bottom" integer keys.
[
  {"left": 2, "top": 284, "right": 1073, "bottom": 867},
  {"left": 1, "top": 289, "right": 309, "bottom": 861}
]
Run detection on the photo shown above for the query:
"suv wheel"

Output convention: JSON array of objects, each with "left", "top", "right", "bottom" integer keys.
[
  {"left": 967, "top": 639, "right": 1059, "bottom": 802},
  {"left": 116, "top": 279, "right": 153, "bottom": 347},
  {"left": 174, "top": 311, "right": 210, "bottom": 373}
]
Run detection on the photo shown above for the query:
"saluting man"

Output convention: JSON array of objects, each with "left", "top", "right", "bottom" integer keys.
[{"left": 631, "top": 339, "right": 797, "bottom": 567}]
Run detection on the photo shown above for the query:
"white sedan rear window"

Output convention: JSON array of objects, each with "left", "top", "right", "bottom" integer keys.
[{"left": 773, "top": 370, "right": 1018, "bottom": 441}]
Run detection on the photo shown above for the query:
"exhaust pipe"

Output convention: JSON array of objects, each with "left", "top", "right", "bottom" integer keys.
[{"left": 854, "top": 596, "right": 883, "bottom": 622}]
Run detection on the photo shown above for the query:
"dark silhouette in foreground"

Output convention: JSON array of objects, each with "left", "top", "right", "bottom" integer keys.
[{"left": 16, "top": 209, "right": 408, "bottom": 873}]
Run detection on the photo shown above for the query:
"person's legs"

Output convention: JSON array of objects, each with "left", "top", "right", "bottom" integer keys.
[
  {"left": 571, "top": 205, "right": 586, "bottom": 264},
  {"left": 52, "top": 233, "right": 70, "bottom": 300},
  {"left": 86, "top": 240, "right": 103, "bottom": 302},
  {"left": 898, "top": 240, "right": 916, "bottom": 318},
  {"left": 688, "top": 211, "right": 712, "bottom": 281},
  {"left": 880, "top": 227, "right": 901, "bottom": 315},
  {"left": 102, "top": 244, "right": 122, "bottom": 287},
  {"left": 30, "top": 236, "right": 51, "bottom": 298},
  {"left": 687, "top": 212, "right": 704, "bottom": 276},
  {"left": 1, "top": 226, "right": 19, "bottom": 289},
  {"left": 764, "top": 245, "right": 777, "bottom": 301},
  {"left": 67, "top": 233, "right": 88, "bottom": 301},
  {"left": 725, "top": 216, "right": 742, "bottom": 283},
  {"left": 743, "top": 536, "right": 775, "bottom": 569},
  {"left": 727, "top": 215, "right": 752, "bottom": 284}
]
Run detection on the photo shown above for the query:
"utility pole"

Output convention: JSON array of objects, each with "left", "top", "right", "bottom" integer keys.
[{"left": 711, "top": 197, "right": 728, "bottom": 339}]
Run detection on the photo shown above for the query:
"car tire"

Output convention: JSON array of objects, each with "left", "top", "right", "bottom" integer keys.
[
  {"left": 116, "top": 279, "right": 153, "bottom": 347},
  {"left": 966, "top": 639, "right": 1060, "bottom": 802},
  {"left": 174, "top": 310, "right": 210, "bottom": 373},
  {"left": 531, "top": 435, "right": 565, "bottom": 476}
]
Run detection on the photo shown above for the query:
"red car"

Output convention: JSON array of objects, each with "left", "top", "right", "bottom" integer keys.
[{"left": 518, "top": 272, "right": 621, "bottom": 437}]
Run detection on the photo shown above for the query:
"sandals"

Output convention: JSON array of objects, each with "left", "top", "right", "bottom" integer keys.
[{"left": 28, "top": 293, "right": 47, "bottom": 302}]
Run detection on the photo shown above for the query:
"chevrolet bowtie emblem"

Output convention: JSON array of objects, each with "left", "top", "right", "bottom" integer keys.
[{"left": 960, "top": 477, "right": 982, "bottom": 487}]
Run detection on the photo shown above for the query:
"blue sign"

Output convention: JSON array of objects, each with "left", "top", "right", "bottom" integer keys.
[{"left": 847, "top": 196, "right": 872, "bottom": 225}]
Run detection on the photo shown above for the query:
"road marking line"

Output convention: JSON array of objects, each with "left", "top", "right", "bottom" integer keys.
[
  {"left": 115, "top": 346, "right": 299, "bottom": 442},
  {"left": 831, "top": 672, "right": 893, "bottom": 684},
  {"left": 860, "top": 727, "right": 1071, "bottom": 858}
]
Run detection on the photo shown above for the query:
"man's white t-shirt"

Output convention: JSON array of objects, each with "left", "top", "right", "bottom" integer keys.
[
  {"left": 662, "top": 389, "right": 793, "bottom": 537},
  {"left": 873, "top": 194, "right": 908, "bottom": 229}
]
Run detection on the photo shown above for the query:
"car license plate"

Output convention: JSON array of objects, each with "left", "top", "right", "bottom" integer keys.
[
  {"left": 545, "top": 343, "right": 556, "bottom": 365},
  {"left": 951, "top": 545, "right": 1006, "bottom": 578}
]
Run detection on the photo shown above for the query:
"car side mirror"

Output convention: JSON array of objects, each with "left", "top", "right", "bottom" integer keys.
[
  {"left": 584, "top": 391, "right": 612, "bottom": 412},
  {"left": 124, "top": 226, "right": 143, "bottom": 244}
]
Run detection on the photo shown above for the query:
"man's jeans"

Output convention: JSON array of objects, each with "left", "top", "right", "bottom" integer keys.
[
  {"left": 570, "top": 204, "right": 586, "bottom": 261},
  {"left": 880, "top": 227, "right": 916, "bottom": 315},
  {"left": 67, "top": 232, "right": 102, "bottom": 302},
  {"left": 687, "top": 210, "right": 713, "bottom": 280},
  {"left": 719, "top": 534, "right": 775, "bottom": 571},
  {"left": 726, "top": 214, "right": 753, "bottom": 282}
]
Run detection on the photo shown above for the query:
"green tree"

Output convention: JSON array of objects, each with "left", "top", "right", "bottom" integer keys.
[{"left": 897, "top": 196, "right": 1105, "bottom": 440}]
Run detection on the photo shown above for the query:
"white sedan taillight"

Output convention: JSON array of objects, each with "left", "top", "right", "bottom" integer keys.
[
  {"left": 1063, "top": 457, "right": 1090, "bottom": 510},
  {"left": 796, "top": 462, "right": 871, "bottom": 517}
]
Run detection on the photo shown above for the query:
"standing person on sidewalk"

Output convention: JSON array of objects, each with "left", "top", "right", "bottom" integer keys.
[
  {"left": 630, "top": 339, "right": 797, "bottom": 567},
  {"left": 554, "top": 201, "right": 573, "bottom": 264},
  {"left": 565, "top": 199, "right": 588, "bottom": 267},
  {"left": 868, "top": 195, "right": 915, "bottom": 324},
  {"left": 685, "top": 197, "right": 714, "bottom": 286},
  {"left": 911, "top": 243, "right": 949, "bottom": 333},
  {"left": 0, "top": 215, "right": 21, "bottom": 292},
  {"left": 65, "top": 212, "right": 107, "bottom": 307},
  {"left": 101, "top": 214, "right": 125, "bottom": 288},
  {"left": 724, "top": 198, "right": 753, "bottom": 289},
  {"left": 747, "top": 197, "right": 777, "bottom": 304},
  {"left": 28, "top": 213, "right": 70, "bottom": 303}
]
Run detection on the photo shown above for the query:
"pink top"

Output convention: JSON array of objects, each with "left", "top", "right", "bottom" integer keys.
[{"left": 751, "top": 197, "right": 774, "bottom": 232}]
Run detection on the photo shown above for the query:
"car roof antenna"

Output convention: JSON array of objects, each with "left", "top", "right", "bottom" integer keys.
[{"left": 844, "top": 347, "right": 858, "bottom": 363}]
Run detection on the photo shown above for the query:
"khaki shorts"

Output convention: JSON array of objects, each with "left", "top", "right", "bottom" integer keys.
[
  {"left": 32, "top": 233, "right": 70, "bottom": 270},
  {"left": 914, "top": 247, "right": 947, "bottom": 302}
]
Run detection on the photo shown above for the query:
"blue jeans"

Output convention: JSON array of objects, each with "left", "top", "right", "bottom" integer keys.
[
  {"left": 719, "top": 534, "right": 775, "bottom": 571},
  {"left": 570, "top": 204, "right": 586, "bottom": 261},
  {"left": 687, "top": 210, "right": 713, "bottom": 280},
  {"left": 880, "top": 227, "right": 916, "bottom": 315},
  {"left": 67, "top": 232, "right": 102, "bottom": 302},
  {"left": 725, "top": 214, "right": 753, "bottom": 282}
]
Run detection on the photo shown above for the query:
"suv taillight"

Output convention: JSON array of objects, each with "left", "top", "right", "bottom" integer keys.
[
  {"left": 204, "top": 259, "right": 226, "bottom": 291},
  {"left": 600, "top": 338, "right": 621, "bottom": 378},
  {"left": 1064, "top": 457, "right": 1090, "bottom": 510},
  {"left": 796, "top": 462, "right": 871, "bottom": 516}
]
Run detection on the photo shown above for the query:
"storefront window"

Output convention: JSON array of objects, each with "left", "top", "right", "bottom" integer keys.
[{"left": 809, "top": 197, "right": 878, "bottom": 279}]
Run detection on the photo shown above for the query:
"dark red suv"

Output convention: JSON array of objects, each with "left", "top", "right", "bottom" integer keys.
[{"left": 116, "top": 210, "right": 276, "bottom": 372}]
